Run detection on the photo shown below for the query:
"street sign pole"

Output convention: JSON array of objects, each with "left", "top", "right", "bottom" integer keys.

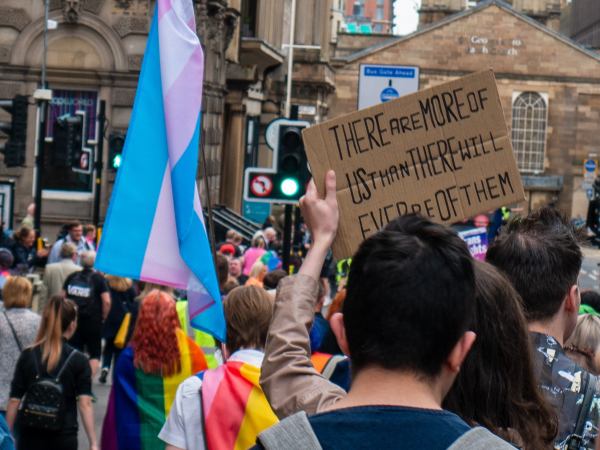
[{"left": 33, "top": 99, "right": 47, "bottom": 235}]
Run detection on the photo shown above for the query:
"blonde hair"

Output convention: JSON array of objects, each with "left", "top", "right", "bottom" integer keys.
[
  {"left": 3, "top": 276, "right": 33, "bottom": 309},
  {"left": 33, "top": 296, "right": 78, "bottom": 372},
  {"left": 138, "top": 282, "right": 174, "bottom": 299},
  {"left": 106, "top": 275, "right": 133, "bottom": 292},
  {"left": 565, "top": 314, "right": 600, "bottom": 374},
  {"left": 248, "top": 261, "right": 266, "bottom": 281}
]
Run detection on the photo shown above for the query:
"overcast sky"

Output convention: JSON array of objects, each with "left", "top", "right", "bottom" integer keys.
[{"left": 394, "top": 0, "right": 421, "bottom": 35}]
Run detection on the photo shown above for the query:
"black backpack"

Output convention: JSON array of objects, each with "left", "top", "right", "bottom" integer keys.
[
  {"left": 18, "top": 348, "right": 77, "bottom": 431},
  {"left": 65, "top": 270, "right": 96, "bottom": 318}
]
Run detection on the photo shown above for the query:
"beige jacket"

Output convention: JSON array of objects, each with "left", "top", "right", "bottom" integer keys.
[
  {"left": 260, "top": 274, "right": 346, "bottom": 419},
  {"left": 43, "top": 259, "right": 81, "bottom": 298}
]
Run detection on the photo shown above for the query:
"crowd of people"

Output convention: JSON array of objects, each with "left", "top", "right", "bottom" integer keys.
[{"left": 3, "top": 173, "right": 600, "bottom": 449}]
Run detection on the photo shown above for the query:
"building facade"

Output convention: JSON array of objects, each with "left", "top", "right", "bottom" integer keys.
[
  {"left": 330, "top": 1, "right": 600, "bottom": 218},
  {"left": 344, "top": 0, "right": 395, "bottom": 34},
  {"left": 0, "top": 0, "right": 336, "bottom": 234}
]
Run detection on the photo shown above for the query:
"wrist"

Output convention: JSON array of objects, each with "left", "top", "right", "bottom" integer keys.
[{"left": 311, "top": 234, "right": 335, "bottom": 251}]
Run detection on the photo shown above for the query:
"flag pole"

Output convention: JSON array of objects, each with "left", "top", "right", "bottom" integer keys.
[{"left": 199, "top": 127, "right": 217, "bottom": 263}]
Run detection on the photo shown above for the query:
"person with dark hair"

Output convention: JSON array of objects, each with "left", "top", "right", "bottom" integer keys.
[
  {"left": 0, "top": 248, "right": 14, "bottom": 292},
  {"left": 48, "top": 221, "right": 93, "bottom": 264},
  {"left": 6, "top": 295, "right": 96, "bottom": 450},
  {"left": 443, "top": 261, "right": 557, "bottom": 449},
  {"left": 487, "top": 207, "right": 600, "bottom": 449},
  {"left": 262, "top": 269, "right": 287, "bottom": 291},
  {"left": 582, "top": 291, "right": 600, "bottom": 314},
  {"left": 215, "top": 253, "right": 229, "bottom": 294},
  {"left": 11, "top": 226, "right": 47, "bottom": 271},
  {"left": 159, "top": 286, "right": 277, "bottom": 450},
  {"left": 256, "top": 172, "right": 512, "bottom": 448}
]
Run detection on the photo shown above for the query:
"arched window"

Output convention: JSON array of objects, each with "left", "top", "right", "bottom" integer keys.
[{"left": 511, "top": 92, "right": 548, "bottom": 174}]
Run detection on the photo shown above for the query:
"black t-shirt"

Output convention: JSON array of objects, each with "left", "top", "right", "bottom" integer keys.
[
  {"left": 256, "top": 405, "right": 470, "bottom": 450},
  {"left": 63, "top": 269, "right": 108, "bottom": 326},
  {"left": 102, "top": 287, "right": 138, "bottom": 339},
  {"left": 10, "top": 343, "right": 92, "bottom": 435}
]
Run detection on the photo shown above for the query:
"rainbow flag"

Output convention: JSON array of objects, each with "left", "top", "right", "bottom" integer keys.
[
  {"left": 201, "top": 360, "right": 278, "bottom": 450},
  {"left": 101, "top": 329, "right": 207, "bottom": 450}
]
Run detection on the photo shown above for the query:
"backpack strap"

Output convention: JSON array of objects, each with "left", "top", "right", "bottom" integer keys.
[
  {"left": 2, "top": 310, "right": 22, "bottom": 352},
  {"left": 448, "top": 427, "right": 516, "bottom": 449},
  {"left": 321, "top": 354, "right": 347, "bottom": 380},
  {"left": 257, "top": 411, "right": 322, "bottom": 450},
  {"left": 54, "top": 348, "right": 78, "bottom": 382}
]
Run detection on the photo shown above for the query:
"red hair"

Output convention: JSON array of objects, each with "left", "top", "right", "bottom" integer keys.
[{"left": 130, "top": 290, "right": 182, "bottom": 376}]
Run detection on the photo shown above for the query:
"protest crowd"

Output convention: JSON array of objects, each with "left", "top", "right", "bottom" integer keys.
[
  {"left": 0, "top": 170, "right": 598, "bottom": 450},
  {"left": 0, "top": 2, "right": 598, "bottom": 449}
]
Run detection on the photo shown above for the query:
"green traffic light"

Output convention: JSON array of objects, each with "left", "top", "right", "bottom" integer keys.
[
  {"left": 113, "top": 153, "right": 122, "bottom": 169},
  {"left": 280, "top": 177, "right": 299, "bottom": 197}
]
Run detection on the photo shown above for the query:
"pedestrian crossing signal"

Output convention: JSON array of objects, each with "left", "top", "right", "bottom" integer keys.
[{"left": 108, "top": 133, "right": 125, "bottom": 171}]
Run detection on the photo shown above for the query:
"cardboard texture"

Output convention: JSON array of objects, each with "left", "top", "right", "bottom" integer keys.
[{"left": 302, "top": 70, "right": 525, "bottom": 258}]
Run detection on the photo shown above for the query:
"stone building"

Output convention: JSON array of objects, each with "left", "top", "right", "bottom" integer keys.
[
  {"left": 329, "top": 0, "right": 600, "bottom": 217},
  {"left": 0, "top": 0, "right": 240, "bottom": 235},
  {"left": 0, "top": 0, "right": 337, "bottom": 233},
  {"left": 566, "top": 0, "right": 600, "bottom": 51},
  {"left": 343, "top": 0, "right": 395, "bottom": 34}
]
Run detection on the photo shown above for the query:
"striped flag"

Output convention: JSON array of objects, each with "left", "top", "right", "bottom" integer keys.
[
  {"left": 96, "top": 0, "right": 225, "bottom": 340},
  {"left": 200, "top": 360, "right": 278, "bottom": 449},
  {"left": 101, "top": 329, "right": 208, "bottom": 450}
]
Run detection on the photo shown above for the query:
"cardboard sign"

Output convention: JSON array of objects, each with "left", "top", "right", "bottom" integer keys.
[{"left": 302, "top": 70, "right": 525, "bottom": 258}]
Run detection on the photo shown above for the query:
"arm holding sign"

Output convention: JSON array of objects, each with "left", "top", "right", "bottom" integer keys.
[{"left": 260, "top": 171, "right": 347, "bottom": 418}]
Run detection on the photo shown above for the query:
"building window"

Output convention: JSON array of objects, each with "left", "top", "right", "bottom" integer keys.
[
  {"left": 511, "top": 92, "right": 548, "bottom": 174},
  {"left": 241, "top": 0, "right": 258, "bottom": 38},
  {"left": 244, "top": 116, "right": 259, "bottom": 169},
  {"left": 376, "top": 6, "right": 384, "bottom": 20}
]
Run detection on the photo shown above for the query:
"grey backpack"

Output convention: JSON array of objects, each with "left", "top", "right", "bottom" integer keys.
[{"left": 257, "top": 411, "right": 516, "bottom": 450}]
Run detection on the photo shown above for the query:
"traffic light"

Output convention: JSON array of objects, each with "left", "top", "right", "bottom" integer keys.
[
  {"left": 108, "top": 133, "right": 125, "bottom": 170},
  {"left": 0, "top": 95, "right": 28, "bottom": 167},
  {"left": 275, "top": 125, "right": 309, "bottom": 200},
  {"left": 243, "top": 119, "right": 310, "bottom": 204},
  {"left": 52, "top": 114, "right": 83, "bottom": 167}
]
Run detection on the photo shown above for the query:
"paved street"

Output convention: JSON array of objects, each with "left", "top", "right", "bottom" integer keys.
[
  {"left": 78, "top": 374, "right": 112, "bottom": 447},
  {"left": 580, "top": 246, "right": 600, "bottom": 291}
]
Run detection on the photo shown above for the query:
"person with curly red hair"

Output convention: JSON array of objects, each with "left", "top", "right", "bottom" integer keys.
[{"left": 100, "top": 290, "right": 207, "bottom": 450}]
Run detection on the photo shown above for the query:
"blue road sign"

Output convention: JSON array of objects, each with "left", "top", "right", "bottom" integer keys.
[{"left": 585, "top": 159, "right": 597, "bottom": 172}]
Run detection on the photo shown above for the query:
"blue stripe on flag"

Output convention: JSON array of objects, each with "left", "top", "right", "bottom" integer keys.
[{"left": 96, "top": 15, "right": 167, "bottom": 279}]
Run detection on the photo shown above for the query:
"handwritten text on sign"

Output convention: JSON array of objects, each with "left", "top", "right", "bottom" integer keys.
[{"left": 302, "top": 70, "right": 525, "bottom": 258}]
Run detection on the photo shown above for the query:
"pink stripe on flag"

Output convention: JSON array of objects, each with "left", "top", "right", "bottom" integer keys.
[
  {"left": 157, "top": 8, "right": 199, "bottom": 92},
  {"left": 140, "top": 165, "right": 191, "bottom": 288},
  {"left": 163, "top": 46, "right": 203, "bottom": 165},
  {"left": 157, "top": 0, "right": 173, "bottom": 20},
  {"left": 202, "top": 365, "right": 226, "bottom": 416}
]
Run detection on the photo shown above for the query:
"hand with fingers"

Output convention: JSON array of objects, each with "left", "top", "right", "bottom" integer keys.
[{"left": 299, "top": 170, "right": 339, "bottom": 249}]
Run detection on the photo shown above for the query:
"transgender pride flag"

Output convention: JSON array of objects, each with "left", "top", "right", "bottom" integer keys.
[{"left": 96, "top": 0, "right": 225, "bottom": 340}]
